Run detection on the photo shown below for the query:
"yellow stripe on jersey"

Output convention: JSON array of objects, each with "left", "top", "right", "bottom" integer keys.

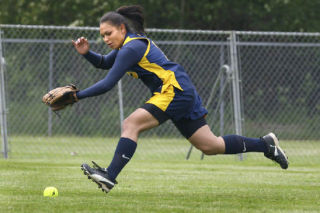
[
  {"left": 122, "top": 35, "right": 183, "bottom": 111},
  {"left": 123, "top": 36, "right": 183, "bottom": 91},
  {"left": 146, "top": 84, "right": 175, "bottom": 111},
  {"left": 127, "top": 71, "right": 138, "bottom": 79}
]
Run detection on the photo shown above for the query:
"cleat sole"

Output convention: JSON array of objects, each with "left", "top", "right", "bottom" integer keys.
[{"left": 81, "top": 165, "right": 110, "bottom": 193}]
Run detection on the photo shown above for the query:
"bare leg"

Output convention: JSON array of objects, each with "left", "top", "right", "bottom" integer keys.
[
  {"left": 121, "top": 108, "right": 159, "bottom": 142},
  {"left": 188, "top": 125, "right": 225, "bottom": 155}
]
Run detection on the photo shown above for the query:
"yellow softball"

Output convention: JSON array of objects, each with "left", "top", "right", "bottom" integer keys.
[{"left": 43, "top": 186, "right": 58, "bottom": 197}]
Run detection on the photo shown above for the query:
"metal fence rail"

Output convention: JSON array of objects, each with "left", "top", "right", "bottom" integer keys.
[{"left": 0, "top": 25, "right": 319, "bottom": 161}]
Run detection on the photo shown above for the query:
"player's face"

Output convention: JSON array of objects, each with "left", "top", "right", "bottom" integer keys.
[{"left": 100, "top": 22, "right": 127, "bottom": 49}]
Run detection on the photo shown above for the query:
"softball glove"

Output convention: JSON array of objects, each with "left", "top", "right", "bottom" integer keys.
[{"left": 42, "top": 84, "right": 79, "bottom": 111}]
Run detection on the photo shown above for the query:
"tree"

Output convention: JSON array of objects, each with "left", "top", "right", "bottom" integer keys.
[{"left": 1, "top": 0, "right": 320, "bottom": 32}]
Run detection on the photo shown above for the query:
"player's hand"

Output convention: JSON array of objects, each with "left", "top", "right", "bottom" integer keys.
[{"left": 72, "top": 37, "right": 90, "bottom": 55}]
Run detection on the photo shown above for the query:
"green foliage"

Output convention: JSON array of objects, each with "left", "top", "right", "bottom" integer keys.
[{"left": 1, "top": 0, "right": 320, "bottom": 32}]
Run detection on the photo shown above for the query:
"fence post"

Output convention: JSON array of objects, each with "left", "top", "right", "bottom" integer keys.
[
  {"left": 229, "top": 31, "right": 244, "bottom": 160},
  {"left": 0, "top": 30, "right": 8, "bottom": 159},
  {"left": 118, "top": 80, "right": 124, "bottom": 133},
  {"left": 219, "top": 45, "right": 225, "bottom": 136},
  {"left": 48, "top": 43, "right": 53, "bottom": 136}
]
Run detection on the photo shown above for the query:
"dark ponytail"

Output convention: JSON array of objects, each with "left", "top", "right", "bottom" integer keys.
[{"left": 100, "top": 5, "right": 145, "bottom": 34}]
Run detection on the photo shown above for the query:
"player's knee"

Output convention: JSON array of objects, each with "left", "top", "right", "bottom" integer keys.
[
  {"left": 122, "top": 118, "right": 133, "bottom": 131},
  {"left": 122, "top": 117, "right": 141, "bottom": 133}
]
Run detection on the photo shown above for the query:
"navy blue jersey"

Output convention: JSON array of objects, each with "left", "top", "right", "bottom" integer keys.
[
  {"left": 77, "top": 32, "right": 207, "bottom": 120},
  {"left": 122, "top": 33, "right": 196, "bottom": 93}
]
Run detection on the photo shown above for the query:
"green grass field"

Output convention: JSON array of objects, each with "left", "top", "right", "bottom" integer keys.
[{"left": 1, "top": 136, "right": 320, "bottom": 213}]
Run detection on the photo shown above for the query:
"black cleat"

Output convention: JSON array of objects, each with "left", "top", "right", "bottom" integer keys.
[
  {"left": 262, "top": 133, "right": 289, "bottom": 169},
  {"left": 81, "top": 161, "right": 117, "bottom": 193}
]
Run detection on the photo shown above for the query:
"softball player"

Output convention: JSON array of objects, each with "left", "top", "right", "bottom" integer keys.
[{"left": 72, "top": 5, "right": 288, "bottom": 193}]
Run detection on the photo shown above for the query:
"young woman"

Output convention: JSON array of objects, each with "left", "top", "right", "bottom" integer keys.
[{"left": 72, "top": 5, "right": 288, "bottom": 194}]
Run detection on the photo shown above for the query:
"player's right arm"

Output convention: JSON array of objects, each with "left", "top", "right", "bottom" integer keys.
[
  {"left": 76, "top": 39, "right": 147, "bottom": 100},
  {"left": 72, "top": 37, "right": 117, "bottom": 69},
  {"left": 83, "top": 50, "right": 118, "bottom": 69}
]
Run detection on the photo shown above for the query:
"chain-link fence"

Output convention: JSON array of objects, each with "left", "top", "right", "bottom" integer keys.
[{"left": 0, "top": 25, "right": 319, "bottom": 162}]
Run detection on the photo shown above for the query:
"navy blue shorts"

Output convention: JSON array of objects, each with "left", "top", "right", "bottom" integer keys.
[{"left": 141, "top": 85, "right": 208, "bottom": 138}]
